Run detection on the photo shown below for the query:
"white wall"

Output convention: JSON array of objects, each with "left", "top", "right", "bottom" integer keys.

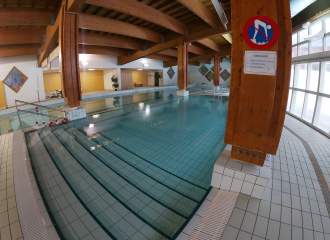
[
  {"left": 189, "top": 58, "right": 231, "bottom": 87},
  {"left": 163, "top": 66, "right": 178, "bottom": 86},
  {"left": 0, "top": 55, "right": 45, "bottom": 108}
]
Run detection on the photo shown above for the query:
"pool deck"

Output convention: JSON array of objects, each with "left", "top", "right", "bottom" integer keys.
[{"left": 3, "top": 112, "right": 330, "bottom": 239}]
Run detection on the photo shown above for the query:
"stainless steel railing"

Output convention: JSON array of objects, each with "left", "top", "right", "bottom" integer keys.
[{"left": 15, "top": 100, "right": 68, "bottom": 132}]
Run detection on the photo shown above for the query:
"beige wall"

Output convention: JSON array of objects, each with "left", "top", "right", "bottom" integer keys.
[
  {"left": 132, "top": 70, "right": 148, "bottom": 86},
  {"left": 43, "top": 70, "right": 105, "bottom": 93}
]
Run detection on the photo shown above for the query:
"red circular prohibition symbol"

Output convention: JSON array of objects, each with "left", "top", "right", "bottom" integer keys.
[{"left": 243, "top": 15, "right": 279, "bottom": 50}]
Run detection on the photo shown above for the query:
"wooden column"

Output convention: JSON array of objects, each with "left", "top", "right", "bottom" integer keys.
[
  {"left": 224, "top": 0, "right": 292, "bottom": 166},
  {"left": 177, "top": 37, "right": 188, "bottom": 90},
  {"left": 59, "top": 3, "right": 82, "bottom": 108},
  {"left": 214, "top": 53, "right": 220, "bottom": 86}
]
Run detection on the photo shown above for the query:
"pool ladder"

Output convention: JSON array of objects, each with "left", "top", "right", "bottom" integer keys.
[{"left": 15, "top": 100, "right": 68, "bottom": 132}]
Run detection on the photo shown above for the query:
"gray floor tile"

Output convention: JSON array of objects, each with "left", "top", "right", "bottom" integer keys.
[
  {"left": 237, "top": 230, "right": 252, "bottom": 240},
  {"left": 266, "top": 220, "right": 280, "bottom": 240},
  {"left": 246, "top": 199, "right": 260, "bottom": 215},
  {"left": 220, "top": 226, "right": 239, "bottom": 240},
  {"left": 253, "top": 216, "right": 268, "bottom": 238},
  {"left": 292, "top": 226, "right": 303, "bottom": 240},
  {"left": 292, "top": 209, "right": 303, "bottom": 228},
  {"left": 269, "top": 203, "right": 281, "bottom": 222},
  {"left": 241, "top": 212, "right": 257, "bottom": 234},
  {"left": 235, "top": 194, "right": 250, "bottom": 211},
  {"left": 228, "top": 208, "right": 245, "bottom": 229},
  {"left": 302, "top": 212, "right": 314, "bottom": 230},
  {"left": 279, "top": 223, "right": 291, "bottom": 240}
]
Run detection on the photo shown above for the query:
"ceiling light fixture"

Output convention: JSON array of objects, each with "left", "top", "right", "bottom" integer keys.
[{"left": 88, "top": 69, "right": 95, "bottom": 71}]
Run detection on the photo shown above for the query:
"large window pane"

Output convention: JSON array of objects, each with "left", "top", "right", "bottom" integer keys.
[
  {"left": 307, "top": 62, "right": 319, "bottom": 92},
  {"left": 326, "top": 36, "right": 330, "bottom": 51},
  {"left": 299, "top": 29, "right": 308, "bottom": 42},
  {"left": 302, "top": 94, "right": 317, "bottom": 123},
  {"left": 287, "top": 89, "right": 292, "bottom": 111},
  {"left": 294, "top": 64, "right": 307, "bottom": 89},
  {"left": 290, "top": 65, "right": 294, "bottom": 87},
  {"left": 326, "top": 18, "right": 330, "bottom": 33},
  {"left": 299, "top": 43, "right": 309, "bottom": 56},
  {"left": 311, "top": 39, "right": 323, "bottom": 53},
  {"left": 314, "top": 97, "right": 330, "bottom": 133},
  {"left": 319, "top": 62, "right": 330, "bottom": 95},
  {"left": 292, "top": 33, "right": 297, "bottom": 45},
  {"left": 292, "top": 46, "right": 298, "bottom": 57},
  {"left": 290, "top": 91, "right": 305, "bottom": 117},
  {"left": 311, "top": 21, "right": 322, "bottom": 34}
]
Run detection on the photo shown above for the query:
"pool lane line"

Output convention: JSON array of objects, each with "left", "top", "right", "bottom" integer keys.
[
  {"left": 50, "top": 129, "right": 172, "bottom": 239},
  {"left": 95, "top": 130, "right": 209, "bottom": 191},
  {"left": 77, "top": 128, "right": 201, "bottom": 203},
  {"left": 63, "top": 127, "right": 191, "bottom": 219},
  {"left": 25, "top": 133, "right": 67, "bottom": 240},
  {"left": 36, "top": 130, "right": 119, "bottom": 240}
]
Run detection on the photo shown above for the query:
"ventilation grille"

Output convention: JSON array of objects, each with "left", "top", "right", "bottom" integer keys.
[{"left": 188, "top": 190, "right": 238, "bottom": 240}]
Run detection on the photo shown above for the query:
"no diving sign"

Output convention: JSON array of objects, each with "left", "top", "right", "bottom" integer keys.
[{"left": 243, "top": 16, "right": 279, "bottom": 50}]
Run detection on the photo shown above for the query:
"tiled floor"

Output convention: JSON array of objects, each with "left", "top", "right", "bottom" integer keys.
[
  {"left": 0, "top": 133, "right": 23, "bottom": 240},
  {"left": 220, "top": 114, "right": 330, "bottom": 240}
]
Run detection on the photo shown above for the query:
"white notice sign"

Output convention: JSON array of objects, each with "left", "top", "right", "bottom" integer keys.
[{"left": 244, "top": 51, "right": 277, "bottom": 76}]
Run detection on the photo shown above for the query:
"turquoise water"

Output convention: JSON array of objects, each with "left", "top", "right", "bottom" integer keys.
[{"left": 25, "top": 91, "right": 228, "bottom": 240}]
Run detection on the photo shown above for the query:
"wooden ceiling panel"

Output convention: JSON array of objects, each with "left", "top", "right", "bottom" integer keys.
[{"left": 210, "top": 35, "right": 230, "bottom": 45}]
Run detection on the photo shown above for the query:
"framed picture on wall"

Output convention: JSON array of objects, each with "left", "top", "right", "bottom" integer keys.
[{"left": 3, "top": 67, "right": 28, "bottom": 93}]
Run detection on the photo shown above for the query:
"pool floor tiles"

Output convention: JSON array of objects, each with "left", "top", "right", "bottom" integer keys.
[{"left": 25, "top": 127, "right": 211, "bottom": 240}]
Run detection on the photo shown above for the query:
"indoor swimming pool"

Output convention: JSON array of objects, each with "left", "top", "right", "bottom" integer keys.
[{"left": 24, "top": 90, "right": 229, "bottom": 240}]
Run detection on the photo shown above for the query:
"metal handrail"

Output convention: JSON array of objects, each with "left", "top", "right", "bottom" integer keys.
[{"left": 15, "top": 99, "right": 68, "bottom": 132}]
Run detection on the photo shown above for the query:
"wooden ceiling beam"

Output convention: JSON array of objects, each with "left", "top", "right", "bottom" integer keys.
[
  {"left": 164, "top": 61, "right": 200, "bottom": 68},
  {"left": 80, "top": 13, "right": 164, "bottom": 43},
  {"left": 119, "top": 38, "right": 178, "bottom": 65},
  {"left": 188, "top": 53, "right": 214, "bottom": 63},
  {"left": 79, "top": 32, "right": 144, "bottom": 50},
  {"left": 186, "top": 26, "right": 231, "bottom": 43},
  {"left": 176, "top": 0, "right": 216, "bottom": 27},
  {"left": 0, "top": 44, "right": 40, "bottom": 58},
  {"left": 67, "top": 0, "right": 87, "bottom": 13},
  {"left": 79, "top": 45, "right": 130, "bottom": 56},
  {"left": 158, "top": 49, "right": 177, "bottom": 57},
  {"left": 0, "top": 7, "right": 54, "bottom": 26},
  {"left": 86, "top": 0, "right": 187, "bottom": 35},
  {"left": 187, "top": 44, "right": 204, "bottom": 55},
  {"left": 0, "top": 29, "right": 45, "bottom": 45},
  {"left": 197, "top": 38, "right": 221, "bottom": 52},
  {"left": 188, "top": 45, "right": 231, "bottom": 63},
  {"left": 148, "top": 54, "right": 176, "bottom": 62}
]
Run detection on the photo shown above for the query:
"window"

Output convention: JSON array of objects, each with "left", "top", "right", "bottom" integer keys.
[
  {"left": 292, "top": 33, "right": 298, "bottom": 45},
  {"left": 294, "top": 64, "right": 307, "bottom": 89},
  {"left": 326, "top": 36, "right": 330, "bottom": 51},
  {"left": 314, "top": 97, "right": 330, "bottom": 133},
  {"left": 290, "top": 65, "right": 294, "bottom": 88},
  {"left": 326, "top": 18, "right": 330, "bottom": 33},
  {"left": 307, "top": 62, "right": 319, "bottom": 92},
  {"left": 319, "top": 62, "right": 330, "bottom": 95},
  {"left": 311, "top": 39, "right": 323, "bottom": 54},
  {"left": 299, "top": 29, "right": 308, "bottom": 42},
  {"left": 311, "top": 21, "right": 322, "bottom": 34},
  {"left": 299, "top": 43, "right": 309, "bottom": 56},
  {"left": 302, "top": 94, "right": 317, "bottom": 123},
  {"left": 292, "top": 46, "right": 298, "bottom": 57},
  {"left": 290, "top": 91, "right": 305, "bottom": 117},
  {"left": 287, "top": 90, "right": 292, "bottom": 111}
]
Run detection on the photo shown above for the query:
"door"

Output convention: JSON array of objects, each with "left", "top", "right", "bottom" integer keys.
[{"left": 121, "top": 71, "right": 133, "bottom": 90}]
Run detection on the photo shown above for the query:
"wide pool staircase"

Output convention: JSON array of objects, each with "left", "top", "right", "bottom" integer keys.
[{"left": 25, "top": 125, "right": 210, "bottom": 240}]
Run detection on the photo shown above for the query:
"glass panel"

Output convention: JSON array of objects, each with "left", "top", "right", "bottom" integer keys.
[
  {"left": 326, "top": 36, "right": 330, "bottom": 51},
  {"left": 326, "top": 18, "right": 330, "bottom": 33},
  {"left": 299, "top": 29, "right": 308, "bottom": 42},
  {"left": 294, "top": 64, "right": 307, "bottom": 89},
  {"left": 292, "top": 33, "right": 297, "bottom": 45},
  {"left": 287, "top": 89, "right": 292, "bottom": 111},
  {"left": 292, "top": 46, "right": 298, "bottom": 57},
  {"left": 311, "top": 21, "right": 322, "bottom": 34},
  {"left": 311, "top": 39, "right": 323, "bottom": 53},
  {"left": 314, "top": 97, "right": 330, "bottom": 133},
  {"left": 290, "top": 65, "right": 294, "bottom": 87},
  {"left": 320, "top": 62, "right": 330, "bottom": 95},
  {"left": 299, "top": 43, "right": 309, "bottom": 56},
  {"left": 307, "top": 62, "right": 319, "bottom": 92},
  {"left": 302, "top": 94, "right": 316, "bottom": 123},
  {"left": 290, "top": 91, "right": 305, "bottom": 117}
]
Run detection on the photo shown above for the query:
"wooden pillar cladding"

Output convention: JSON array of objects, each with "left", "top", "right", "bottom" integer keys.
[
  {"left": 177, "top": 37, "right": 188, "bottom": 90},
  {"left": 214, "top": 53, "right": 220, "bottom": 86},
  {"left": 224, "top": 0, "right": 292, "bottom": 166},
  {"left": 59, "top": 4, "right": 82, "bottom": 108}
]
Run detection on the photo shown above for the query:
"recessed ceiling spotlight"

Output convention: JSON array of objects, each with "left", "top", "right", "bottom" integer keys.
[
  {"left": 88, "top": 69, "right": 95, "bottom": 71},
  {"left": 137, "top": 69, "right": 143, "bottom": 71}
]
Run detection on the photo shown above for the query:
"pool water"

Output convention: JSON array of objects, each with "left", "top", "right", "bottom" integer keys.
[{"left": 25, "top": 91, "right": 229, "bottom": 240}]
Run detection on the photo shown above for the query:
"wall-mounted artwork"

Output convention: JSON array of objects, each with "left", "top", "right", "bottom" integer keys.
[
  {"left": 167, "top": 67, "right": 175, "bottom": 79},
  {"left": 199, "top": 65, "right": 209, "bottom": 76},
  {"left": 3, "top": 67, "right": 28, "bottom": 93},
  {"left": 211, "top": 66, "right": 222, "bottom": 73},
  {"left": 205, "top": 71, "right": 214, "bottom": 82},
  {"left": 220, "top": 69, "right": 231, "bottom": 81}
]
